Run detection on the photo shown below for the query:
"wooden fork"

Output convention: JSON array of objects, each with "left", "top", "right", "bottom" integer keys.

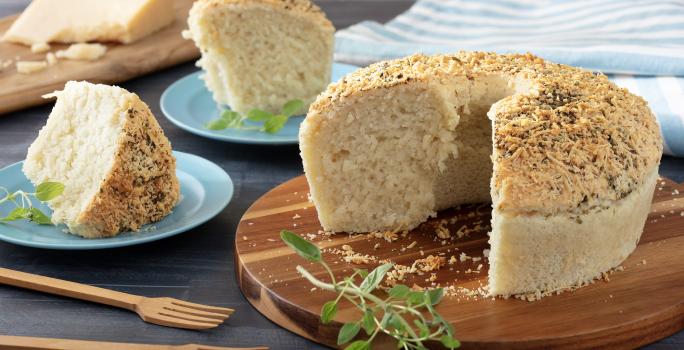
[
  {"left": 0, "top": 335, "right": 267, "bottom": 350},
  {"left": 0, "top": 267, "right": 234, "bottom": 330}
]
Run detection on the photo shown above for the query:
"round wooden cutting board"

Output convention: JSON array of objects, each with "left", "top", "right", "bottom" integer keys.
[{"left": 235, "top": 175, "right": 684, "bottom": 349}]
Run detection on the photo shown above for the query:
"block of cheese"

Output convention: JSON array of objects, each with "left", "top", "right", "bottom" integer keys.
[
  {"left": 23, "top": 81, "right": 180, "bottom": 238},
  {"left": 2, "top": 0, "right": 176, "bottom": 46}
]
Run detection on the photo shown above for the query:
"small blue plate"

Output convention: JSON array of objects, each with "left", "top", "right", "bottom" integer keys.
[
  {"left": 160, "top": 62, "right": 359, "bottom": 144},
  {"left": 0, "top": 151, "right": 233, "bottom": 250}
]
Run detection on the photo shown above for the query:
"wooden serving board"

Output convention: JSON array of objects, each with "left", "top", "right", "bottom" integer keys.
[
  {"left": 0, "top": 0, "right": 199, "bottom": 115},
  {"left": 235, "top": 175, "right": 684, "bottom": 349}
]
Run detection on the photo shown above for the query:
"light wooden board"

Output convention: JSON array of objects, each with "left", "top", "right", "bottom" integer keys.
[
  {"left": 0, "top": 0, "right": 199, "bottom": 115},
  {"left": 235, "top": 175, "right": 684, "bottom": 349}
]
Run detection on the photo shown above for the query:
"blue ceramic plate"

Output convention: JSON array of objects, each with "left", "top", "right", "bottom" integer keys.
[
  {"left": 160, "top": 63, "right": 359, "bottom": 144},
  {"left": 0, "top": 151, "right": 232, "bottom": 250}
]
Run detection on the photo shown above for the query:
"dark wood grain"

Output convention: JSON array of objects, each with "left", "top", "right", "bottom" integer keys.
[
  {"left": 0, "top": 1, "right": 681, "bottom": 350},
  {"left": 235, "top": 175, "right": 684, "bottom": 349},
  {"left": 0, "top": 0, "right": 199, "bottom": 115}
]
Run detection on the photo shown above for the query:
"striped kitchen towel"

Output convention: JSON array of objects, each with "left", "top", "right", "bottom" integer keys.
[{"left": 335, "top": 0, "right": 684, "bottom": 157}]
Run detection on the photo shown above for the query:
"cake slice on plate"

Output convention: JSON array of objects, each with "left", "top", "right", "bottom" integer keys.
[
  {"left": 184, "top": 0, "right": 335, "bottom": 114},
  {"left": 23, "top": 81, "right": 180, "bottom": 238}
]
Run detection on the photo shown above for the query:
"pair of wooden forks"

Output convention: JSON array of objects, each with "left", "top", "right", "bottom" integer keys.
[{"left": 0, "top": 267, "right": 233, "bottom": 330}]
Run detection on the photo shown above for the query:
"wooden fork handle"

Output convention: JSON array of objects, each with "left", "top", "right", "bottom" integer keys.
[
  {"left": 0, "top": 267, "right": 141, "bottom": 310},
  {"left": 0, "top": 335, "right": 268, "bottom": 350}
]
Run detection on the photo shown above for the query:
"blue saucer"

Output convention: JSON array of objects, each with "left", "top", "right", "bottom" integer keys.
[
  {"left": 0, "top": 151, "right": 233, "bottom": 250},
  {"left": 160, "top": 63, "right": 359, "bottom": 144}
]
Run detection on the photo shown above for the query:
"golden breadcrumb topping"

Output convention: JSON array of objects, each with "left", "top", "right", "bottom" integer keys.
[{"left": 311, "top": 52, "right": 662, "bottom": 215}]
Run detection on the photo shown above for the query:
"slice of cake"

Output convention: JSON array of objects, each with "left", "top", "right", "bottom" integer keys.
[
  {"left": 2, "top": 0, "right": 176, "bottom": 45},
  {"left": 23, "top": 81, "right": 180, "bottom": 238},
  {"left": 300, "top": 52, "right": 663, "bottom": 298},
  {"left": 184, "top": 0, "right": 335, "bottom": 114}
]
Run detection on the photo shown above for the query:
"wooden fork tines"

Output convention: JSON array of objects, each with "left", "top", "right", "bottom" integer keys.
[
  {"left": 0, "top": 267, "right": 234, "bottom": 330},
  {"left": 135, "top": 297, "right": 234, "bottom": 329}
]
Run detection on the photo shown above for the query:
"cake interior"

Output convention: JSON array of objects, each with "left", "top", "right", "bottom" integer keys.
[
  {"left": 303, "top": 74, "right": 531, "bottom": 232},
  {"left": 23, "top": 82, "right": 128, "bottom": 227},
  {"left": 193, "top": 2, "right": 332, "bottom": 114}
]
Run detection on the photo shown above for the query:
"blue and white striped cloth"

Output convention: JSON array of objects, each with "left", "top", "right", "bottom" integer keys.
[{"left": 334, "top": 0, "right": 684, "bottom": 157}]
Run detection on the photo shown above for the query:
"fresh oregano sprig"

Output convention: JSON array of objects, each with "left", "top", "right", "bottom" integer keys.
[
  {"left": 280, "top": 230, "right": 460, "bottom": 350},
  {"left": 0, "top": 182, "right": 64, "bottom": 225},
  {"left": 206, "top": 99, "right": 304, "bottom": 134}
]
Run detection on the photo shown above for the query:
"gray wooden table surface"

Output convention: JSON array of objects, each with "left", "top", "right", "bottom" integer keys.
[{"left": 0, "top": 1, "right": 682, "bottom": 349}]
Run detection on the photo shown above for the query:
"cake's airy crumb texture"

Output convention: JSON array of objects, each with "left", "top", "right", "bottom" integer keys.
[
  {"left": 300, "top": 52, "right": 662, "bottom": 297},
  {"left": 23, "top": 81, "right": 179, "bottom": 238},
  {"left": 185, "top": 0, "right": 334, "bottom": 114}
]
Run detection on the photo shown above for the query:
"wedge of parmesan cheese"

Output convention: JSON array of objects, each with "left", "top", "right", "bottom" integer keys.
[
  {"left": 3, "top": 0, "right": 175, "bottom": 46},
  {"left": 56, "top": 44, "right": 108, "bottom": 61}
]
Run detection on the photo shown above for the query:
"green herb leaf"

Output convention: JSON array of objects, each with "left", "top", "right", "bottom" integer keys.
[
  {"left": 441, "top": 318, "right": 456, "bottom": 335},
  {"left": 29, "top": 207, "right": 52, "bottom": 225},
  {"left": 246, "top": 109, "right": 273, "bottom": 122},
  {"left": 344, "top": 340, "right": 370, "bottom": 350},
  {"left": 280, "top": 230, "right": 321, "bottom": 262},
  {"left": 35, "top": 182, "right": 64, "bottom": 201},
  {"left": 359, "top": 263, "right": 393, "bottom": 292},
  {"left": 379, "top": 312, "right": 391, "bottom": 328},
  {"left": 1, "top": 207, "right": 30, "bottom": 222},
  {"left": 281, "top": 99, "right": 304, "bottom": 116},
  {"left": 361, "top": 309, "right": 375, "bottom": 335},
  {"left": 263, "top": 114, "right": 289, "bottom": 134},
  {"left": 414, "top": 319, "right": 430, "bottom": 338},
  {"left": 389, "top": 284, "right": 410, "bottom": 299},
  {"left": 222, "top": 111, "right": 244, "bottom": 128},
  {"left": 354, "top": 268, "right": 369, "bottom": 279},
  {"left": 386, "top": 314, "right": 405, "bottom": 332},
  {"left": 337, "top": 322, "right": 361, "bottom": 345},
  {"left": 440, "top": 334, "right": 461, "bottom": 349},
  {"left": 431, "top": 312, "right": 455, "bottom": 335},
  {"left": 206, "top": 118, "right": 230, "bottom": 130},
  {"left": 321, "top": 300, "right": 338, "bottom": 324},
  {"left": 407, "top": 291, "right": 425, "bottom": 306},
  {"left": 427, "top": 288, "right": 444, "bottom": 305}
]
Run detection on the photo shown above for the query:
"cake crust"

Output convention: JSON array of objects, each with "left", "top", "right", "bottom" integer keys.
[
  {"left": 74, "top": 96, "right": 180, "bottom": 238},
  {"left": 307, "top": 52, "right": 663, "bottom": 216},
  {"left": 189, "top": 0, "right": 334, "bottom": 30}
]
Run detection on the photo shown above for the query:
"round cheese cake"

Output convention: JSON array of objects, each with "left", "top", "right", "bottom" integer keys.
[{"left": 299, "top": 52, "right": 663, "bottom": 297}]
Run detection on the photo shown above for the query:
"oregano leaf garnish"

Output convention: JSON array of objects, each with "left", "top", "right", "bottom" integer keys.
[
  {"left": 206, "top": 99, "right": 304, "bottom": 134},
  {"left": 0, "top": 182, "right": 64, "bottom": 226},
  {"left": 280, "top": 230, "right": 460, "bottom": 349},
  {"left": 281, "top": 99, "right": 304, "bottom": 116},
  {"left": 321, "top": 300, "right": 338, "bottom": 324},
  {"left": 338, "top": 322, "right": 362, "bottom": 345},
  {"left": 280, "top": 230, "right": 321, "bottom": 262},
  {"left": 29, "top": 207, "right": 52, "bottom": 225},
  {"left": 34, "top": 182, "right": 64, "bottom": 201}
]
